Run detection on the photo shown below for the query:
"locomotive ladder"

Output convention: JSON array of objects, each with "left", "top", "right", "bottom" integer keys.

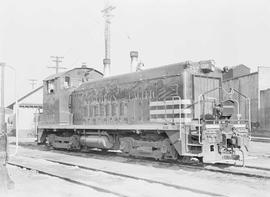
[
  {"left": 150, "top": 97, "right": 193, "bottom": 156},
  {"left": 150, "top": 98, "right": 203, "bottom": 155}
]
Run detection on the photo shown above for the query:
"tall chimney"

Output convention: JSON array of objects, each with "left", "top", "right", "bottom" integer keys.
[
  {"left": 130, "top": 51, "right": 138, "bottom": 72},
  {"left": 103, "top": 58, "right": 111, "bottom": 77}
]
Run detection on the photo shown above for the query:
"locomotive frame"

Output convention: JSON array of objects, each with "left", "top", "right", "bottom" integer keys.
[{"left": 37, "top": 60, "right": 250, "bottom": 164}]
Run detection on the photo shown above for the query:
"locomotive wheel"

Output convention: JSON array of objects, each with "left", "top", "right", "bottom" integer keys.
[
  {"left": 161, "top": 139, "right": 178, "bottom": 160},
  {"left": 120, "top": 137, "right": 133, "bottom": 155}
]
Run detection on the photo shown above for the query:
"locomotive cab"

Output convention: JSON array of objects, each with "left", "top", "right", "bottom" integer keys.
[{"left": 37, "top": 67, "right": 103, "bottom": 143}]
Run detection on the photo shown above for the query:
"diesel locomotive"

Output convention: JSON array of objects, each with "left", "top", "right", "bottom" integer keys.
[{"left": 37, "top": 59, "right": 250, "bottom": 163}]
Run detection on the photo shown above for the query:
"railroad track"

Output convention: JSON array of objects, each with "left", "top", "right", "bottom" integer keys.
[
  {"left": 12, "top": 142, "right": 270, "bottom": 180},
  {"left": 50, "top": 148, "right": 270, "bottom": 180},
  {"left": 251, "top": 136, "right": 270, "bottom": 143},
  {"left": 44, "top": 156, "right": 270, "bottom": 180},
  {"left": 7, "top": 144, "right": 270, "bottom": 196},
  {"left": 8, "top": 159, "right": 126, "bottom": 197},
  {"left": 202, "top": 163, "right": 270, "bottom": 179},
  {"left": 8, "top": 156, "right": 225, "bottom": 197}
]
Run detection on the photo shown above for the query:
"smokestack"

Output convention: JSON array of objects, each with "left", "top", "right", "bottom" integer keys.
[
  {"left": 130, "top": 51, "right": 138, "bottom": 72},
  {"left": 103, "top": 58, "right": 111, "bottom": 77}
]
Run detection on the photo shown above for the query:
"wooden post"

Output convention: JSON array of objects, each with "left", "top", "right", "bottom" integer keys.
[
  {"left": 0, "top": 64, "right": 7, "bottom": 164},
  {"left": 0, "top": 64, "right": 5, "bottom": 134},
  {"left": 0, "top": 63, "right": 14, "bottom": 193}
]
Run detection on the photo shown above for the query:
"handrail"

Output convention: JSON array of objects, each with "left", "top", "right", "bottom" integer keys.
[
  {"left": 198, "top": 86, "right": 252, "bottom": 144},
  {"left": 198, "top": 94, "right": 203, "bottom": 144},
  {"left": 247, "top": 98, "right": 251, "bottom": 134},
  {"left": 197, "top": 86, "right": 224, "bottom": 144},
  {"left": 226, "top": 88, "right": 251, "bottom": 133},
  {"left": 172, "top": 96, "right": 182, "bottom": 141},
  {"left": 198, "top": 95, "right": 218, "bottom": 144},
  {"left": 187, "top": 87, "right": 222, "bottom": 109},
  {"left": 162, "top": 96, "right": 170, "bottom": 123}
]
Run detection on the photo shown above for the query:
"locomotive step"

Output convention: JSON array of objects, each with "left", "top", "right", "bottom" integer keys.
[{"left": 187, "top": 143, "right": 202, "bottom": 147}]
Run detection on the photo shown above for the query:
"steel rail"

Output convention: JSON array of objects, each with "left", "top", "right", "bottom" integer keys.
[
  {"left": 8, "top": 157, "right": 225, "bottom": 197},
  {"left": 12, "top": 143, "right": 270, "bottom": 180},
  {"left": 68, "top": 149, "right": 270, "bottom": 179},
  {"left": 46, "top": 156, "right": 270, "bottom": 180},
  {"left": 44, "top": 158, "right": 226, "bottom": 197},
  {"left": 8, "top": 161, "right": 127, "bottom": 197}
]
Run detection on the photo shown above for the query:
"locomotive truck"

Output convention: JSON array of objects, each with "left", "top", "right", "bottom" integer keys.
[{"left": 37, "top": 60, "right": 250, "bottom": 163}]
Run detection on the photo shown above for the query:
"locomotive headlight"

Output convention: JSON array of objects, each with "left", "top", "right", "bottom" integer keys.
[
  {"left": 199, "top": 60, "right": 216, "bottom": 73},
  {"left": 210, "top": 59, "right": 216, "bottom": 66}
]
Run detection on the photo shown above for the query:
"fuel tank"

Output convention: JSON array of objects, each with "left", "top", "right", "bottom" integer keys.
[{"left": 79, "top": 135, "right": 113, "bottom": 149}]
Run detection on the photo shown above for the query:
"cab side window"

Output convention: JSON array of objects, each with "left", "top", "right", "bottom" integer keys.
[
  {"left": 47, "top": 80, "right": 55, "bottom": 94},
  {"left": 64, "top": 76, "right": 71, "bottom": 88}
]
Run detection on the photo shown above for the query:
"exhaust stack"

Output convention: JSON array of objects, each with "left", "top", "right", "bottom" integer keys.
[
  {"left": 130, "top": 51, "right": 138, "bottom": 72},
  {"left": 103, "top": 58, "right": 111, "bottom": 77}
]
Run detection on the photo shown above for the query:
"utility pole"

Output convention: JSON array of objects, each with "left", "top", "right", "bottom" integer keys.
[
  {"left": 48, "top": 56, "right": 66, "bottom": 74},
  {"left": 101, "top": 0, "right": 115, "bottom": 77},
  {"left": 0, "top": 62, "right": 14, "bottom": 191},
  {"left": 29, "top": 79, "right": 37, "bottom": 89},
  {"left": 0, "top": 63, "right": 5, "bottom": 134}
]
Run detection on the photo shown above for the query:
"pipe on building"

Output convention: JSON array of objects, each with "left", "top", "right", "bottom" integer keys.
[
  {"left": 103, "top": 58, "right": 111, "bottom": 77},
  {"left": 80, "top": 135, "right": 113, "bottom": 149},
  {"left": 130, "top": 51, "right": 138, "bottom": 72}
]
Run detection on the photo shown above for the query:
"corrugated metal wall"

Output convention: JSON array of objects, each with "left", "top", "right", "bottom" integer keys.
[
  {"left": 223, "top": 73, "right": 259, "bottom": 124},
  {"left": 223, "top": 72, "right": 270, "bottom": 131},
  {"left": 260, "top": 89, "right": 270, "bottom": 129},
  {"left": 258, "top": 67, "right": 270, "bottom": 130},
  {"left": 193, "top": 76, "right": 221, "bottom": 119}
]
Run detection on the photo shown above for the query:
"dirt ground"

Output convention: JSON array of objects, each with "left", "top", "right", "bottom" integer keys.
[
  {"left": 3, "top": 137, "right": 270, "bottom": 197},
  {"left": 4, "top": 165, "right": 117, "bottom": 197}
]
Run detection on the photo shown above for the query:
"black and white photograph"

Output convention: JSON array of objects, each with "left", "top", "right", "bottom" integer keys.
[{"left": 0, "top": 0, "right": 270, "bottom": 196}]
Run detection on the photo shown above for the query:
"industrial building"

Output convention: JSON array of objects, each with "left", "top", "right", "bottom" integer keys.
[
  {"left": 222, "top": 65, "right": 270, "bottom": 133},
  {"left": 6, "top": 86, "right": 43, "bottom": 137}
]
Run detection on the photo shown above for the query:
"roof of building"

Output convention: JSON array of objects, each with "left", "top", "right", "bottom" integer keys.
[
  {"left": 230, "top": 64, "right": 250, "bottom": 70},
  {"left": 6, "top": 67, "right": 103, "bottom": 110},
  {"left": 223, "top": 71, "right": 258, "bottom": 82},
  {"left": 6, "top": 85, "right": 43, "bottom": 110},
  {"left": 18, "top": 103, "right": 43, "bottom": 109},
  {"left": 44, "top": 67, "right": 103, "bottom": 81}
]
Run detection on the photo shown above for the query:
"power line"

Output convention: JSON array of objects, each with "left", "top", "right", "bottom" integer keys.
[
  {"left": 29, "top": 79, "right": 37, "bottom": 89},
  {"left": 48, "top": 56, "right": 66, "bottom": 74}
]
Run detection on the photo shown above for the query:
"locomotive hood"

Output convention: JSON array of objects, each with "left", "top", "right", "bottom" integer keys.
[{"left": 75, "top": 60, "right": 222, "bottom": 92}]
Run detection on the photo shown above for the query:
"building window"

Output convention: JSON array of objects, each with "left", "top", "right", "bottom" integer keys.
[
  {"left": 64, "top": 76, "right": 70, "bottom": 88},
  {"left": 47, "top": 80, "right": 55, "bottom": 94}
]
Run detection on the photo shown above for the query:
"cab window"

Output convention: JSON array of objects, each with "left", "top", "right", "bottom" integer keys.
[
  {"left": 47, "top": 80, "right": 55, "bottom": 94},
  {"left": 64, "top": 76, "right": 71, "bottom": 88}
]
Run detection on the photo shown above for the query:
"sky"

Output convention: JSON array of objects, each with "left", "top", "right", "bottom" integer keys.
[{"left": 0, "top": 0, "right": 270, "bottom": 105}]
